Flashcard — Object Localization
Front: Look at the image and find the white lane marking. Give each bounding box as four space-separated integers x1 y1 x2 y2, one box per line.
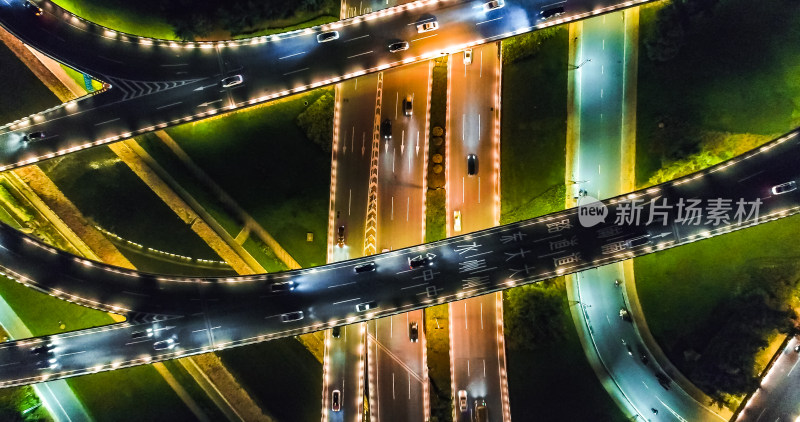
401 282 428 290
788 357 799 376
156 101 182 110
191 328 208 333
412 34 438 43
477 17 503 26
464 302 468 330
0 362 20 367
480 302 484 330
278 51 306 60
328 281 357 288
94 118 120 126
332 297 361 305
345 34 370 42
347 50 374 59
59 350 87 357
160 63 188 67
283 67 309 76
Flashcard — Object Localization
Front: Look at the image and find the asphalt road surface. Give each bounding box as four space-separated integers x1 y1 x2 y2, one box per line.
0 124 797 387
737 336 800 421
0 0 656 171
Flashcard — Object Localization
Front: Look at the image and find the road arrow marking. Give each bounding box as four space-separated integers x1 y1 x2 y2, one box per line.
198 100 223 107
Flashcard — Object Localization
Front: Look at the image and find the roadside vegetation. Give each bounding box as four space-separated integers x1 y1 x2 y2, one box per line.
426 57 448 243
504 279 627 421
636 0 800 186
217 339 322 422
165 89 333 268
0 43 59 123
424 304 452 422
51 0 337 40
500 28 568 224
635 214 800 406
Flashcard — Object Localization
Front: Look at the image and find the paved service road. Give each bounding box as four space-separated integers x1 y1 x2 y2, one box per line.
0 128 798 387
737 337 800 422
0 0 655 171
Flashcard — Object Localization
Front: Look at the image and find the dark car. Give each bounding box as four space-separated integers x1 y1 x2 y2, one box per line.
388 41 410 53
403 95 413 116
408 254 430 269
281 311 304 322
540 6 565 19
220 75 243 88
331 390 341 412
316 31 339 43
337 225 345 247
270 281 297 293
474 399 488 422
409 322 419 343
30 343 55 355
638 348 650 365
25 1 43 16
467 154 477 175
332 326 341 338
656 372 671 390
381 119 392 139
354 262 377 274
619 308 632 322
25 131 47 143
153 338 176 351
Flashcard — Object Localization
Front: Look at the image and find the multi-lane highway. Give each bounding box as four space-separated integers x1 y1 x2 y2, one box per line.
0 124 796 388
0 0 657 172
737 336 800 421
446 42 509 422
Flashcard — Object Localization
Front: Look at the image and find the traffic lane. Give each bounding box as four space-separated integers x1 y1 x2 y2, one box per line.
0 130 798 387
371 341 425 421
325 323 363 421
373 311 425 377
739 337 800 421
576 13 625 198
376 61 430 251
334 74 380 256
448 43 499 234
451 295 503 421
578 267 724 421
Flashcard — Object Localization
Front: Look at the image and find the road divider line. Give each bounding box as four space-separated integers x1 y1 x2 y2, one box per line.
347 50 374 59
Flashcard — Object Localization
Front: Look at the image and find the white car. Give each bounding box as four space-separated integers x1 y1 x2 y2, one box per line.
483 0 505 12
153 338 176 351
457 390 468 412
453 210 462 232
220 75 243 88
416 21 439 33
463 49 473 65
771 181 796 195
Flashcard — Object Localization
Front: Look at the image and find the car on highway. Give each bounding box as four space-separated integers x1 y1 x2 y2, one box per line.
270 281 297 293
771 181 796 195
316 31 339 43
25 1 43 16
794 344 800 353
467 154 477 175
656 372 671 390
483 0 505 12
403 95 413 117
474 399 488 422
131 328 154 339
381 119 392 139
280 311 304 322
337 225 345 247
220 75 243 88
416 20 439 33
626 235 650 248
457 390 468 412
24 132 47 143
619 308 631 322
409 322 419 343
540 6 565 19
453 210 462 232
638 346 649 365
463 49 473 65
331 390 341 412
388 41 409 53
35 358 57 370
30 343 56 355
408 254 432 269
332 326 341 338
355 301 378 312
354 262 377 273
153 338 176 351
